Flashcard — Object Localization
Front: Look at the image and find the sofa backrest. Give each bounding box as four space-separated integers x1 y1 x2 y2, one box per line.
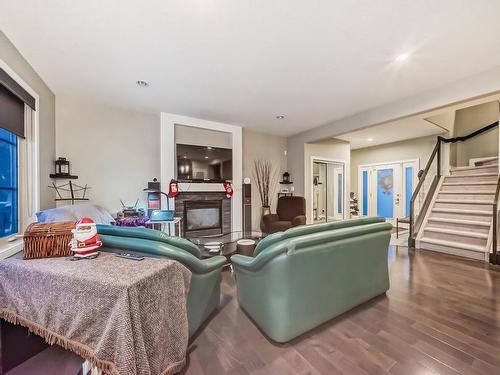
96 224 201 258
277 196 306 221
254 216 386 256
243 221 392 272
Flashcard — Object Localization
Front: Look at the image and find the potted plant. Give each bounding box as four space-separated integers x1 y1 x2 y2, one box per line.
253 159 275 231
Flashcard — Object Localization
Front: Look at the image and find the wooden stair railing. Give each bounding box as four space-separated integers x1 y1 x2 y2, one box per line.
408 121 499 260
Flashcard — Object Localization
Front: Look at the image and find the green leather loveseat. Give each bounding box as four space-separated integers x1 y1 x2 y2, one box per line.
96 225 225 338
231 218 392 343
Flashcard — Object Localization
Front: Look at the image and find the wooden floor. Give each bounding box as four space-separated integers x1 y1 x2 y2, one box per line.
182 246 500 375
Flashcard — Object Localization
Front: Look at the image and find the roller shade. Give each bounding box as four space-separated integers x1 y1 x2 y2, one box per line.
0 68 35 138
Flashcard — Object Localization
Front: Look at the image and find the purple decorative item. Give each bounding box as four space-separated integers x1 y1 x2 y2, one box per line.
114 216 150 227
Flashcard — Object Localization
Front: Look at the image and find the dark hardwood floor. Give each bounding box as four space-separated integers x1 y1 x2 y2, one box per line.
182 246 500 375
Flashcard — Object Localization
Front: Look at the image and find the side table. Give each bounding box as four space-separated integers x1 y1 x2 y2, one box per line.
145 217 182 236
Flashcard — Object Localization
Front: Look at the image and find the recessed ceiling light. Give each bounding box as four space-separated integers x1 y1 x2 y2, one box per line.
367 137 374 142
395 53 410 62
276 115 285 119
204 156 209 159
136 80 149 87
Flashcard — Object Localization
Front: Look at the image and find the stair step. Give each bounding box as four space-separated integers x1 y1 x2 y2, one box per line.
419 237 486 253
424 226 489 239
444 174 498 183
427 217 491 227
442 181 496 186
426 217 492 234
435 199 493 205
446 173 498 178
437 192 495 201
438 190 494 194
423 226 489 247
419 238 489 261
440 182 496 192
432 208 492 216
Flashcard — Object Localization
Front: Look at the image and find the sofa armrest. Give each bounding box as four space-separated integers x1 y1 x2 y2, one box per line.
231 246 287 272
292 215 307 226
201 256 227 272
263 214 279 225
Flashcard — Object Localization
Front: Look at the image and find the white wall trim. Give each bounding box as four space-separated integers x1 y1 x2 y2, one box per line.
309 156 347 223
160 112 243 232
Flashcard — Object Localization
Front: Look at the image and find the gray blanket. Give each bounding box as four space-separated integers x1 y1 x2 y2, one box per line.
0 253 191 375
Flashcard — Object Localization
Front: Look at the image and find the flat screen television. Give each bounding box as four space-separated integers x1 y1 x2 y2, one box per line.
176 143 232 182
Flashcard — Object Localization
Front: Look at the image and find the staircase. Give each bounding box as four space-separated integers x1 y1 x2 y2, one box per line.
417 158 498 261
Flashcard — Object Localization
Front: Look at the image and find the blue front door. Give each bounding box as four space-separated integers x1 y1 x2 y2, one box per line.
376 168 394 218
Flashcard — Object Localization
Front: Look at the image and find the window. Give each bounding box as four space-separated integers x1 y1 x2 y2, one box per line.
0 128 18 238
0 62 38 258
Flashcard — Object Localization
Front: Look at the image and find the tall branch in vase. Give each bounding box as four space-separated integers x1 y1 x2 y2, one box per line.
253 159 275 208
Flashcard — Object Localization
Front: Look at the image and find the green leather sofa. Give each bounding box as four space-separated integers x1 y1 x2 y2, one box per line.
231 219 392 343
96 225 225 338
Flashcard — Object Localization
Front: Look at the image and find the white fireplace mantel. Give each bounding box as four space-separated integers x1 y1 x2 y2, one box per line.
178 182 227 193
160 112 243 232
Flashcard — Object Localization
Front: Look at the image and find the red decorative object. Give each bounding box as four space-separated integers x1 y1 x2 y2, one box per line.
169 179 179 198
224 182 234 198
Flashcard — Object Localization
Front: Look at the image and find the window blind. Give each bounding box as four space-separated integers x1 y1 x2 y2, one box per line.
0 68 36 138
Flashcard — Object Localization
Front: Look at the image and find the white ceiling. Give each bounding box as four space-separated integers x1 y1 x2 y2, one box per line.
2 1 500 136
335 116 445 150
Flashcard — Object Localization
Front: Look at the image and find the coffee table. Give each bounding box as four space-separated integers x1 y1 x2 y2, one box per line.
189 231 263 264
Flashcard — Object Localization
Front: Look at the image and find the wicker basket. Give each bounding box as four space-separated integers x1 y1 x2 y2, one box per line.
23 221 76 259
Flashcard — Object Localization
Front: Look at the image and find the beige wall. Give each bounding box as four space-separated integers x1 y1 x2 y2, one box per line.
304 140 350 223
242 129 287 231
56 95 160 215
426 111 456 134
175 124 232 148
350 135 437 191
0 31 56 210
286 136 305 197
452 101 499 166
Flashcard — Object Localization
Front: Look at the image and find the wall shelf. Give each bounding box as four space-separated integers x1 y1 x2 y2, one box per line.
49 174 78 179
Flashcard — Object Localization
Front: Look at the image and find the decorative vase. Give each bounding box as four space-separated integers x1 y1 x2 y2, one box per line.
260 205 271 232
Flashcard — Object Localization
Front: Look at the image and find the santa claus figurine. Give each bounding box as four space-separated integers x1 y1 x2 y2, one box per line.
69 217 102 259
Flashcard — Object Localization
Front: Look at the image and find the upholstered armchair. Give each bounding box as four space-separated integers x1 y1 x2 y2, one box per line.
262 196 306 234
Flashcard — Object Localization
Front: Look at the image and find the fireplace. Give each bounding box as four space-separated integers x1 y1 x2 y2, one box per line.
184 200 222 236
175 191 231 238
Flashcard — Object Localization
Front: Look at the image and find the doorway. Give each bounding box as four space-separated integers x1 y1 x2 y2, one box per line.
312 160 345 223
358 159 418 223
